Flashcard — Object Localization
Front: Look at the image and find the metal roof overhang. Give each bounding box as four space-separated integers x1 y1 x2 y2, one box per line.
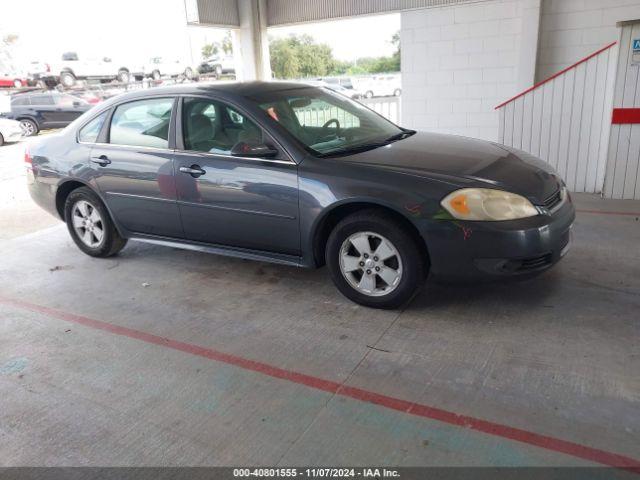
192 0 480 28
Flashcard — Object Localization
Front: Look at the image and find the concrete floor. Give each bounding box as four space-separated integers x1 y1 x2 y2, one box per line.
0 137 639 472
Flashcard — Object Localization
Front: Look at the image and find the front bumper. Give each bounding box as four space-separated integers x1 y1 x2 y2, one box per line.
423 196 576 281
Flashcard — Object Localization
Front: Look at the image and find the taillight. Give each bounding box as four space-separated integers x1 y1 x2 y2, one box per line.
45 63 51 73
24 148 32 165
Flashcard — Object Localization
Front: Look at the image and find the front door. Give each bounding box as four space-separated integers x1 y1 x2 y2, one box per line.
90 96 183 238
173 96 300 255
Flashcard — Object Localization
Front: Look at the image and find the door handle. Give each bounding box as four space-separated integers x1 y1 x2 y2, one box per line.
91 155 111 166
179 165 206 177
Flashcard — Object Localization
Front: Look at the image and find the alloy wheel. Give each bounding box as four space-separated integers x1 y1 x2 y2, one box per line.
20 120 36 136
339 231 403 297
72 200 105 249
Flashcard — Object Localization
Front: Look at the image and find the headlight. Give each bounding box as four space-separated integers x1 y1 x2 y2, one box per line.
441 188 539 221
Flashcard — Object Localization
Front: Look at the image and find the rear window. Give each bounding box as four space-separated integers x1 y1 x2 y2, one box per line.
109 98 173 149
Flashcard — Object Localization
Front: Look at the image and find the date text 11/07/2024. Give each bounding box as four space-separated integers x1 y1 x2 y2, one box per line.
233 468 400 478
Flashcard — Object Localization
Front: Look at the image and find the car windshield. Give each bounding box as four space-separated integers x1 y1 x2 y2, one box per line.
254 87 409 157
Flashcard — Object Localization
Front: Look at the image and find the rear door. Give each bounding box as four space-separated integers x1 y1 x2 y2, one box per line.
52 93 90 123
88 96 183 238
28 94 59 127
173 96 300 255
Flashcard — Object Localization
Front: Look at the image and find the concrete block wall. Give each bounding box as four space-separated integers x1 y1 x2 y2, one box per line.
401 0 640 142
401 0 529 141
538 0 640 80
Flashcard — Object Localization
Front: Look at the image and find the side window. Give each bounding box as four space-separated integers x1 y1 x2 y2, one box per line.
289 97 360 129
110 98 173 148
30 94 54 106
11 96 29 106
78 112 108 143
182 97 263 154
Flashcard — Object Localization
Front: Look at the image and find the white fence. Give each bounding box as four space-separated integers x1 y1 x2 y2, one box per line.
497 42 617 194
360 96 401 124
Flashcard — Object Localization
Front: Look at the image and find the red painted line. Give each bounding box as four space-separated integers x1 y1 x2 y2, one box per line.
495 42 617 110
577 209 640 217
1 295 639 473
612 108 640 125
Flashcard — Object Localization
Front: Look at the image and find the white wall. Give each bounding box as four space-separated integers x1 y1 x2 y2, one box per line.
401 0 640 142
538 0 640 80
401 0 532 141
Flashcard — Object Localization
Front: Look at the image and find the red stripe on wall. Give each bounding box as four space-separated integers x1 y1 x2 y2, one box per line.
495 42 617 110
612 108 640 124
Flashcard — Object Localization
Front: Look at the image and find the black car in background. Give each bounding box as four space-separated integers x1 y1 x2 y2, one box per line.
1 92 91 136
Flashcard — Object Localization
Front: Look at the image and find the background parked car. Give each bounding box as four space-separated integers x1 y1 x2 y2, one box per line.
54 52 143 87
1 91 91 136
0 72 28 88
144 57 195 80
359 75 402 98
198 55 235 77
0 117 24 146
25 61 59 88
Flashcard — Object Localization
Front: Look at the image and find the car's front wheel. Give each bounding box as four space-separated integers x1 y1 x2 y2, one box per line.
64 187 127 258
326 210 426 309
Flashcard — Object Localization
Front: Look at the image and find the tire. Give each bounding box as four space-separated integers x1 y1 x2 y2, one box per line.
60 71 76 88
117 70 130 83
184 67 194 80
0 133 4 147
326 209 426 309
19 119 38 137
13 79 23 88
394 88 402 97
152 70 161 81
64 187 127 258
365 90 374 99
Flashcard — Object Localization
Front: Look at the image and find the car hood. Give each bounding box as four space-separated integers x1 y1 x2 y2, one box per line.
341 131 561 203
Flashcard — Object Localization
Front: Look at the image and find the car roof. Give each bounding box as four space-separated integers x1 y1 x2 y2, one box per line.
104 81 315 104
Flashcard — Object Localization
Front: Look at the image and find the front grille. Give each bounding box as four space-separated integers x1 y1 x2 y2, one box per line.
517 254 553 271
543 188 563 211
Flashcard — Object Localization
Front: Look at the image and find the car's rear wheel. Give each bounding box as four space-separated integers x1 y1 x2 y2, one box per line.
19 119 38 137
64 187 127 258
13 79 23 88
184 67 194 80
394 88 402 97
60 71 76 88
326 210 426 309
117 69 130 84
152 70 161 81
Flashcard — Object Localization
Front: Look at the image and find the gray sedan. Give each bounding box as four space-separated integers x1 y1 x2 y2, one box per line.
25 82 574 308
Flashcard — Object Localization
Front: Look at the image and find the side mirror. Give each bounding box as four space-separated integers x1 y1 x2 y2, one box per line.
231 141 278 158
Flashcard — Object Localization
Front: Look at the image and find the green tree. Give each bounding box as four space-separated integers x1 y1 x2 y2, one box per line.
221 31 233 55
269 34 335 79
201 42 219 59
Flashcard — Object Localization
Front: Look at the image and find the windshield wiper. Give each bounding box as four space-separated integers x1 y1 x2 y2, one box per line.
317 142 388 158
385 129 416 143
316 130 417 158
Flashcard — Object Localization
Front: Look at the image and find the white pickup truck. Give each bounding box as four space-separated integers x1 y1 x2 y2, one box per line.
143 57 195 80
55 52 144 87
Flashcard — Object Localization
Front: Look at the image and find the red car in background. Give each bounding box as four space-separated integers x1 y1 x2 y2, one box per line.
0 73 28 88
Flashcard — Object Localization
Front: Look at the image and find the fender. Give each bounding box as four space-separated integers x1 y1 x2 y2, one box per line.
55 178 127 238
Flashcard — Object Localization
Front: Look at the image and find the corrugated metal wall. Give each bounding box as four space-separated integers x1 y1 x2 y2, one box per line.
604 22 640 200
266 0 476 26
497 43 617 194
196 0 239 26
